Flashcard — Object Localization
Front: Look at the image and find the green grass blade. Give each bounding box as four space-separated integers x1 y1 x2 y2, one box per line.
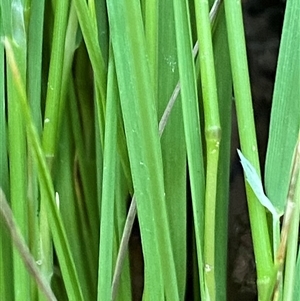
212 6 232 299
3 0 30 298
107 1 179 299
73 0 107 102
42 0 70 161
265 0 300 214
97 51 118 301
144 0 158 97
224 0 274 299
27 0 44 133
172 0 206 298
194 1 221 299
0 11 13 301
157 2 187 299
27 3 46 298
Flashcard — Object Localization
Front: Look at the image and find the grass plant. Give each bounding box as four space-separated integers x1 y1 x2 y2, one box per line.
0 0 299 300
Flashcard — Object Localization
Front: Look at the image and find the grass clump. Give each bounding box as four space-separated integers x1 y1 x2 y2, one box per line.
0 0 299 300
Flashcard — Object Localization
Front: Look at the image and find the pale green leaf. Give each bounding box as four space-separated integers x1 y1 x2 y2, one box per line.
238 149 281 218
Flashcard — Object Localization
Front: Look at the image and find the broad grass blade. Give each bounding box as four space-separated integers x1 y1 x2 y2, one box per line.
265 0 300 213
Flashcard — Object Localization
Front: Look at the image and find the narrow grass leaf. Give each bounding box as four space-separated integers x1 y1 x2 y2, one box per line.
42 0 70 161
0 13 13 300
97 51 118 301
144 0 158 96
27 0 44 132
157 2 187 298
265 0 300 213
172 0 206 297
212 6 233 299
27 3 45 297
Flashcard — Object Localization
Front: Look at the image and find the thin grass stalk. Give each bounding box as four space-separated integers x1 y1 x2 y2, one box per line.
194 0 221 299
223 0 274 299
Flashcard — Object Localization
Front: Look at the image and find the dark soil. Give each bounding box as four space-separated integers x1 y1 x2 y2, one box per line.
228 0 285 300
